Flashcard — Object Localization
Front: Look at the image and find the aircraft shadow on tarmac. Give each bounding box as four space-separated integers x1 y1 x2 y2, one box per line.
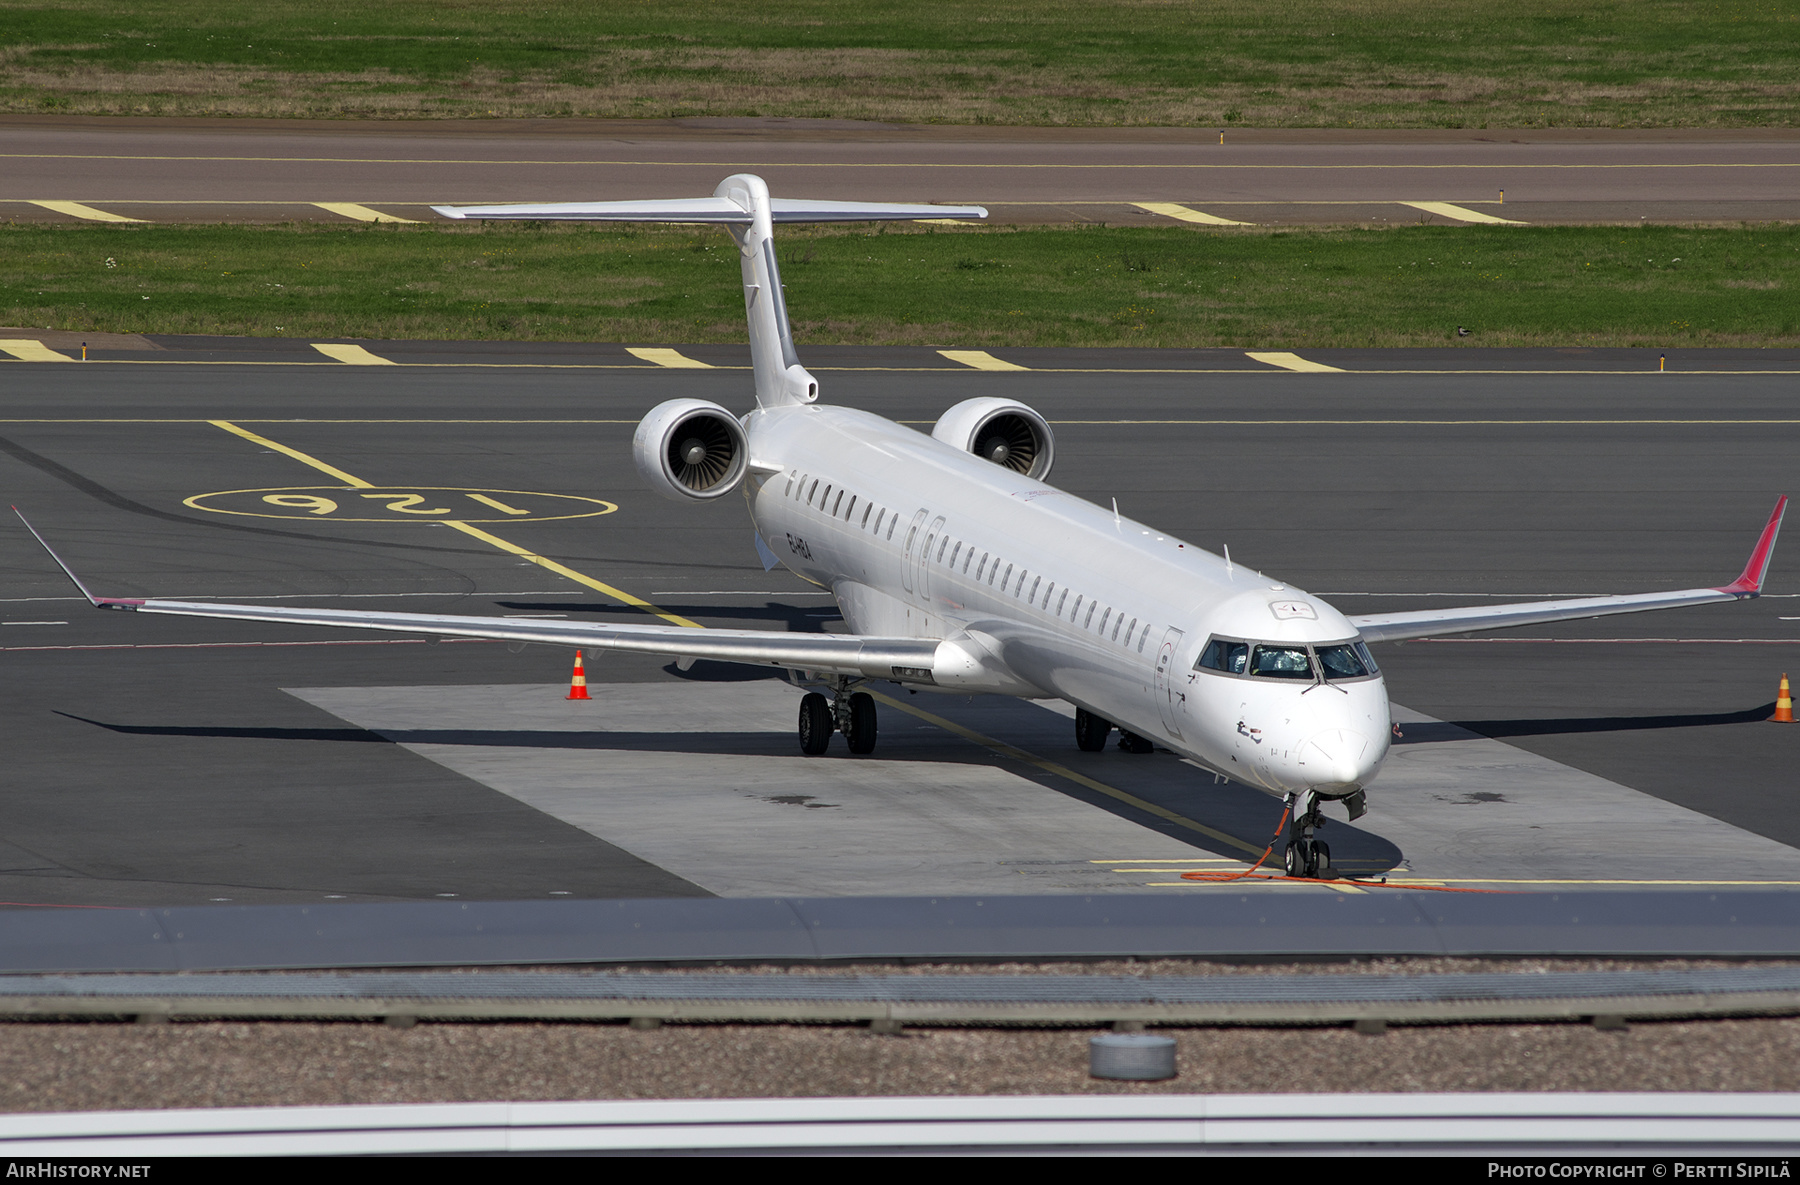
1403 702 1776 743
494 600 838 632
58 702 1408 877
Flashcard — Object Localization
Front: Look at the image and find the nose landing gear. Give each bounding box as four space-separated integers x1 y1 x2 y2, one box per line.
797 680 879 756
1282 790 1332 879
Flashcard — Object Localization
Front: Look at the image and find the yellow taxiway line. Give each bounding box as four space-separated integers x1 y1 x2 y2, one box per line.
1401 200 1529 226
626 347 713 369
1244 351 1346 373
1134 202 1254 226
27 199 145 223
312 202 420 224
938 350 1030 372
311 344 398 365
205 420 700 629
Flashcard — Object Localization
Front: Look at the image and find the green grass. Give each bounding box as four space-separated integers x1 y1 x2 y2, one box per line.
4 221 1797 348
1 1 1797 127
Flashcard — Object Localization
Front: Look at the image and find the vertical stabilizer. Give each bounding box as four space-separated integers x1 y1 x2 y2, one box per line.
716 175 818 409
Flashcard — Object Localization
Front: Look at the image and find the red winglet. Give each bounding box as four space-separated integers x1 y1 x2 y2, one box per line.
1716 495 1787 596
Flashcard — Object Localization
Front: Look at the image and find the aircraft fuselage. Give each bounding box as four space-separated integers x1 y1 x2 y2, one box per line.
745 403 1392 797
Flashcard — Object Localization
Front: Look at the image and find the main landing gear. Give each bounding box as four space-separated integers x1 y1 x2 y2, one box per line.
1282 790 1332 879
1075 709 1155 754
798 681 877 756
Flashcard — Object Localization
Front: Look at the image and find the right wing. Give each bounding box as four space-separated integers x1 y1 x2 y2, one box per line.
1348 496 1785 643
13 510 938 681
431 197 988 224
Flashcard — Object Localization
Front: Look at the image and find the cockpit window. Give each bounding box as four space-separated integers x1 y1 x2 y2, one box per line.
1315 643 1369 680
1248 644 1313 679
1353 641 1380 674
1197 638 1248 674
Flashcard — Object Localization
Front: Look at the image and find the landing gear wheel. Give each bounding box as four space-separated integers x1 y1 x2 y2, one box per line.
846 692 878 755
1309 841 1331 878
798 692 833 756
1284 841 1305 879
1117 730 1154 754
1075 709 1111 752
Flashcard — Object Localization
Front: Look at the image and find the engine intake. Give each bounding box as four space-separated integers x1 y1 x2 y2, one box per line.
931 397 1055 482
633 398 749 502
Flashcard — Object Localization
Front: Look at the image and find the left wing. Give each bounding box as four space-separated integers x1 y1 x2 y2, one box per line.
1348 496 1785 643
12 509 937 681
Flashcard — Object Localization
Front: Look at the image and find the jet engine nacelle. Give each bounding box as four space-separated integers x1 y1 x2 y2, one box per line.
633 399 750 502
931 397 1055 482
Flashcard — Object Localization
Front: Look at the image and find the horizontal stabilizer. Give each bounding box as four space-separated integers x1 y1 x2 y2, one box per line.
432 197 987 223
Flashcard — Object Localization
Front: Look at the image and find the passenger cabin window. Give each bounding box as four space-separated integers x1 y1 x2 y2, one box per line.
976 554 988 581
1083 602 1096 628
1137 623 1150 653
784 473 796 496
832 490 843 516
845 495 856 520
862 503 873 528
1056 589 1069 615
807 479 818 505
1197 639 1249 674
886 514 898 541
1030 576 1042 603
937 537 950 562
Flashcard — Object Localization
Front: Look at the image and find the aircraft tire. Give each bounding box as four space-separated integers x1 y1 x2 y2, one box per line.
798 692 833 755
1118 730 1154 754
846 692 878 755
1310 842 1330 878
1075 709 1111 752
1284 841 1305 879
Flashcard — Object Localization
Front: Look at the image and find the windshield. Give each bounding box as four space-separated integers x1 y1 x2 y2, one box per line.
1196 636 1381 681
1248 644 1313 679
1315 643 1370 679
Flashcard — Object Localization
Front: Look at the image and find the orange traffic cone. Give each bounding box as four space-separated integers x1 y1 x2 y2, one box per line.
1772 673 1794 723
565 652 590 701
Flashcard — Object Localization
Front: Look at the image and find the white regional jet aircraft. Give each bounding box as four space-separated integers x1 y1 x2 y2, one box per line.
20 174 1787 879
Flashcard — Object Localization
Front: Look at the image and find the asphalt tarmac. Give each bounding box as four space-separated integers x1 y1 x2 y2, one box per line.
0 343 1794 907
1 118 1796 225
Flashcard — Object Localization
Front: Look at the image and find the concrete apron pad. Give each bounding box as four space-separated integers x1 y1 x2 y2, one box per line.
287 682 1213 897
288 684 1800 896
1377 705 1800 889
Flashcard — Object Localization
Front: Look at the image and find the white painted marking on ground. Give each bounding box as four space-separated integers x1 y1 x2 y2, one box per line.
0 621 66 626
626 347 711 369
27 200 145 223
312 202 420 224
311 343 397 365
1245 351 1345 373
939 350 1029 371
1133 202 1253 226
1401 201 1528 226
0 340 71 362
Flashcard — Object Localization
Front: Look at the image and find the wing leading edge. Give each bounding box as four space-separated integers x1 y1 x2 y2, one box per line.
11 509 935 680
1347 496 1786 644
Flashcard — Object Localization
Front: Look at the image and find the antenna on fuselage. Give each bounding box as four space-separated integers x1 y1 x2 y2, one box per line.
1224 544 1233 578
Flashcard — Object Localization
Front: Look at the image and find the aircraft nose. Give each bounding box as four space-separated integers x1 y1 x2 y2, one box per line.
1303 727 1377 790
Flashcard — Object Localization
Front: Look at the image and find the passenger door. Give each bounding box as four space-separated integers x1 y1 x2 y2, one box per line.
899 508 929 595
1153 626 1185 740
917 515 946 605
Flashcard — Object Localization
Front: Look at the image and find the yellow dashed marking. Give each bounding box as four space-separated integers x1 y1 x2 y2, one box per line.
626 347 712 369
939 350 1030 372
1401 201 1528 226
1245 351 1346 373
312 202 420 224
27 200 145 223
1133 202 1253 226
312 343 397 365
0 340 72 362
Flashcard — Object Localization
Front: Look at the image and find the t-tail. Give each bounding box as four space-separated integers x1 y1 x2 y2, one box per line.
434 176 985 409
